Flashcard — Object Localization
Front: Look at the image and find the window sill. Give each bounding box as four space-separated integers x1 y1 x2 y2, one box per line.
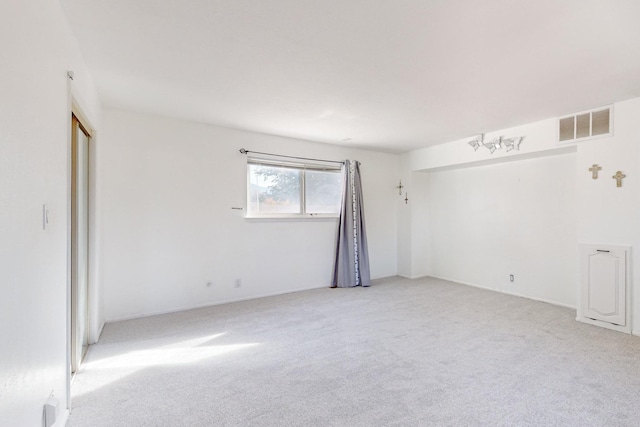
244 214 339 222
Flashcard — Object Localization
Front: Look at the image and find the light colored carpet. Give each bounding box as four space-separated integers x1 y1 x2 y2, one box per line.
68 276 640 426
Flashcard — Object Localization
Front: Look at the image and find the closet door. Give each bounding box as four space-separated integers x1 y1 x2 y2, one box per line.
581 246 626 326
71 114 90 374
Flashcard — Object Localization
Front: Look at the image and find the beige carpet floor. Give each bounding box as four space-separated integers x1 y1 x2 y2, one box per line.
68 276 640 426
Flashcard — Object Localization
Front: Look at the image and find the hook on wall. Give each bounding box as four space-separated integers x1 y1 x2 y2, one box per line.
396 180 404 195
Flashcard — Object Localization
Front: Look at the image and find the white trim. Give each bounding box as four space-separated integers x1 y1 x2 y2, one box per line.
427 274 577 310
575 316 632 335
245 213 339 220
95 321 106 342
105 283 329 323
247 157 341 171
65 81 73 416
244 215 339 221
71 99 95 137
397 273 430 280
105 274 398 323
66 88 100 411
370 275 400 283
53 408 69 427
422 145 576 174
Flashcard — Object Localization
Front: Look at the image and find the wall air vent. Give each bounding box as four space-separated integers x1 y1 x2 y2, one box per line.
558 106 612 143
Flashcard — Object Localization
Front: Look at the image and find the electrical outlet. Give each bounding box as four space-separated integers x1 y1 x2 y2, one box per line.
510 274 515 282
234 279 241 288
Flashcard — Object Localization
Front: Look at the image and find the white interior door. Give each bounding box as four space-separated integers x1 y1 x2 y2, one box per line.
71 114 90 374
581 246 626 326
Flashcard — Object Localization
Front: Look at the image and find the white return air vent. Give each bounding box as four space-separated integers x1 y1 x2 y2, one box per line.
558 106 612 143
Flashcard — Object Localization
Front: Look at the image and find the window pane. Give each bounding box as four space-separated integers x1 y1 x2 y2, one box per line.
249 164 301 214
559 117 575 141
305 169 342 214
576 113 590 138
592 109 610 136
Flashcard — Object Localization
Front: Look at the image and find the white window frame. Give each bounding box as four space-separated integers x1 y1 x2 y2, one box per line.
557 105 613 144
245 158 342 219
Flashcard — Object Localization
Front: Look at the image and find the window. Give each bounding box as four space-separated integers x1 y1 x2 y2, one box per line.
558 106 612 143
247 160 342 217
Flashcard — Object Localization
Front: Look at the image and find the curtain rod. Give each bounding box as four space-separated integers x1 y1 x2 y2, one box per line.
239 148 344 165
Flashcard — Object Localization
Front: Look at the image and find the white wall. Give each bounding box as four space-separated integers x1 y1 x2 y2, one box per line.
425 152 577 307
410 171 431 278
405 97 640 333
99 109 398 321
0 1 101 426
396 155 413 277
575 98 640 333
396 161 431 279
396 153 413 278
409 117 562 171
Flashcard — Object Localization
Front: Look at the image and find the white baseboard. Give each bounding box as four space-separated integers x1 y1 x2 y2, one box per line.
97 321 106 340
105 283 329 323
89 321 106 345
56 408 69 427
106 275 402 324
371 274 401 282
397 273 429 280
575 316 632 335
427 274 577 310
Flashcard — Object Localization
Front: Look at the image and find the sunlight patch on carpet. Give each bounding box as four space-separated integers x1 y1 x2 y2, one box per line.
75 333 260 395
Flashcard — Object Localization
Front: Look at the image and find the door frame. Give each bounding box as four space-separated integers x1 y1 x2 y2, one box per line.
70 112 91 374
66 96 96 407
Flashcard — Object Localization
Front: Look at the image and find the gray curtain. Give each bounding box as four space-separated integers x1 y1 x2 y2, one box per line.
332 160 371 288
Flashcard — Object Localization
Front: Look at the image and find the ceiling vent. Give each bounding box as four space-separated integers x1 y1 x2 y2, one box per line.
558 106 612 143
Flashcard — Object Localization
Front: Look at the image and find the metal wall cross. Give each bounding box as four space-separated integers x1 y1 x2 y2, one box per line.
612 170 626 187
588 164 601 179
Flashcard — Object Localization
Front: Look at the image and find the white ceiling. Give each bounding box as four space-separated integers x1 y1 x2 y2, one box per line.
61 0 640 152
